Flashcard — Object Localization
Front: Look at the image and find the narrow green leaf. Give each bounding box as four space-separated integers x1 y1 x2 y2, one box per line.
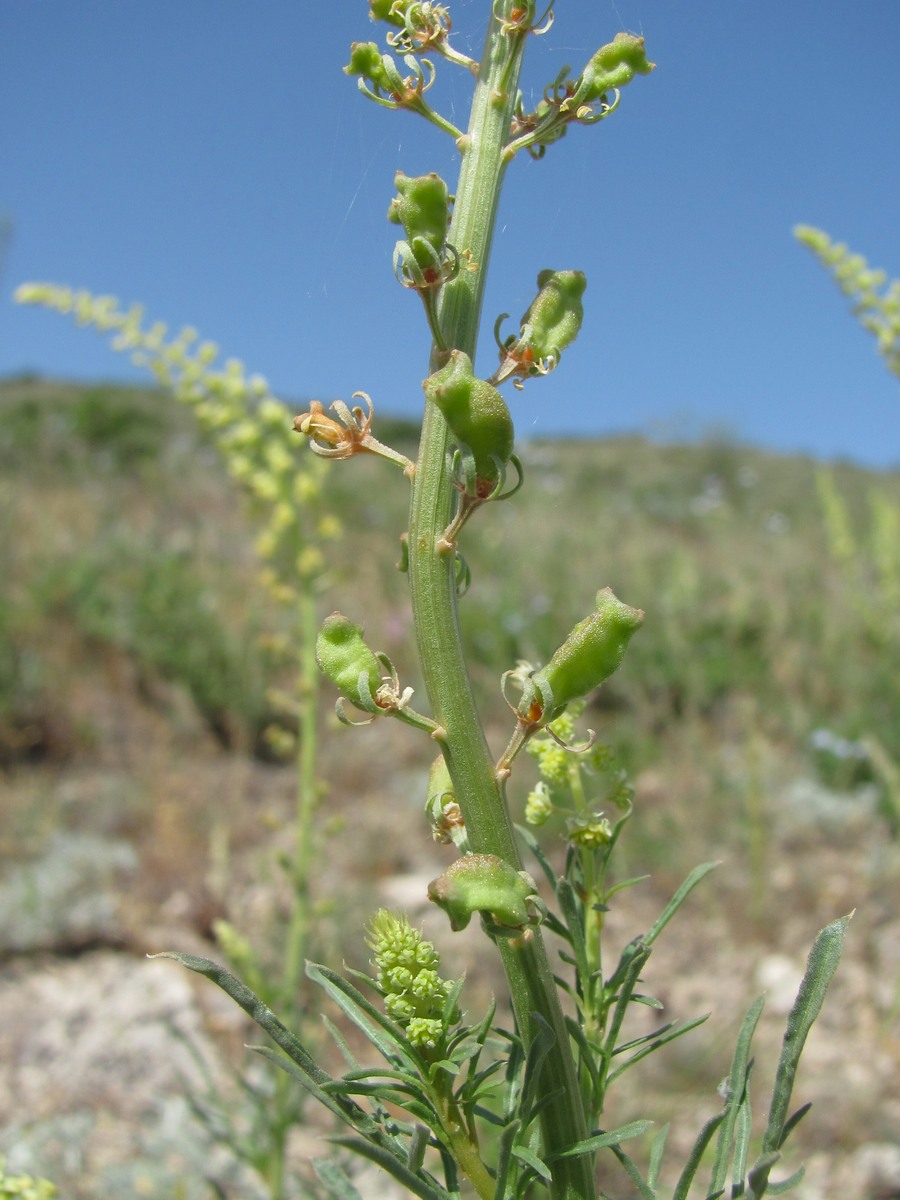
492 1120 522 1200
557 877 590 990
512 1144 552 1182
647 1123 669 1191
762 915 851 1156
515 823 559 892
553 1119 655 1158
672 1111 726 1200
323 1014 361 1072
603 941 652 1064
746 1150 781 1199
408 1124 430 1175
609 1144 659 1200
708 995 764 1197
472 1103 508 1128
312 1157 364 1200
329 1135 451 1200
519 1011 557 1126
565 1015 601 1097
765 1164 806 1194
630 993 664 1009
151 951 327 1083
731 1062 754 1195
248 1045 380 1139
307 961 423 1074
609 1014 709 1077
604 935 650 999
605 873 651 900
543 911 574 944
644 862 719 947
779 1102 812 1144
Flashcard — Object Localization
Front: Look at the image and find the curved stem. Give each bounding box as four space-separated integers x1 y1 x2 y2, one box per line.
407 11 594 1199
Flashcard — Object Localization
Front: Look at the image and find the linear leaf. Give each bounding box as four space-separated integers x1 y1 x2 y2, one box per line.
312 1157 364 1200
647 1123 669 1191
152 951 326 1082
553 1119 654 1158
512 1144 552 1183
765 1164 805 1194
708 996 764 1197
609 1144 658 1200
307 961 423 1074
557 877 590 990
672 1111 726 1200
731 1062 754 1194
644 862 719 947
762 915 851 1156
329 1135 451 1200
515 823 559 892
492 1120 521 1200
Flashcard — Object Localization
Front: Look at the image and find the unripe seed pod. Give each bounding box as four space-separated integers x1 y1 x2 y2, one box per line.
315 611 383 713
518 269 586 364
423 350 514 485
519 587 644 723
428 854 539 932
388 172 452 274
344 41 393 92
578 33 655 101
369 0 407 24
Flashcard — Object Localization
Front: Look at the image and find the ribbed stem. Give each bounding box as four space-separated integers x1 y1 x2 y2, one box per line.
407 11 595 1199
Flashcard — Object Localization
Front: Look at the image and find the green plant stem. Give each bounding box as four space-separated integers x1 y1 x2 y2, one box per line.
434 1088 495 1200
268 588 321 1199
408 11 594 1199
283 586 321 1020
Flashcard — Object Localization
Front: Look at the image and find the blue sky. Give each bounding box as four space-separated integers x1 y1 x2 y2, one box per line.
3 2 899 467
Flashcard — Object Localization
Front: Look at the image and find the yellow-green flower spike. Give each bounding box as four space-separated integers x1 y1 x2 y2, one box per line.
366 909 456 1050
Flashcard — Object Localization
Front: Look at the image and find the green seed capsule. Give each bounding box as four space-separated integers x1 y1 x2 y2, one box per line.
423 350 514 486
516 269 586 366
368 0 406 24
427 854 539 932
344 41 393 92
519 587 644 723
388 172 451 274
315 611 383 713
578 33 655 102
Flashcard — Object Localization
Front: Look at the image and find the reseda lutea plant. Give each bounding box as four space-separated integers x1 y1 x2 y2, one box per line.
17 4 848 1198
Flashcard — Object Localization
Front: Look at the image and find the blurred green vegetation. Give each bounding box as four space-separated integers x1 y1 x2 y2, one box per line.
2 375 898 821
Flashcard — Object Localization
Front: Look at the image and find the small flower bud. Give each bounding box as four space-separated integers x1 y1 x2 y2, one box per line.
315 612 384 714
566 812 613 849
427 854 540 933
388 171 451 274
519 587 644 724
577 33 655 102
423 350 514 487
525 782 554 826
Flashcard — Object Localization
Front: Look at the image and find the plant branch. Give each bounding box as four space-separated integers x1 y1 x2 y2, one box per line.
407 9 594 1198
